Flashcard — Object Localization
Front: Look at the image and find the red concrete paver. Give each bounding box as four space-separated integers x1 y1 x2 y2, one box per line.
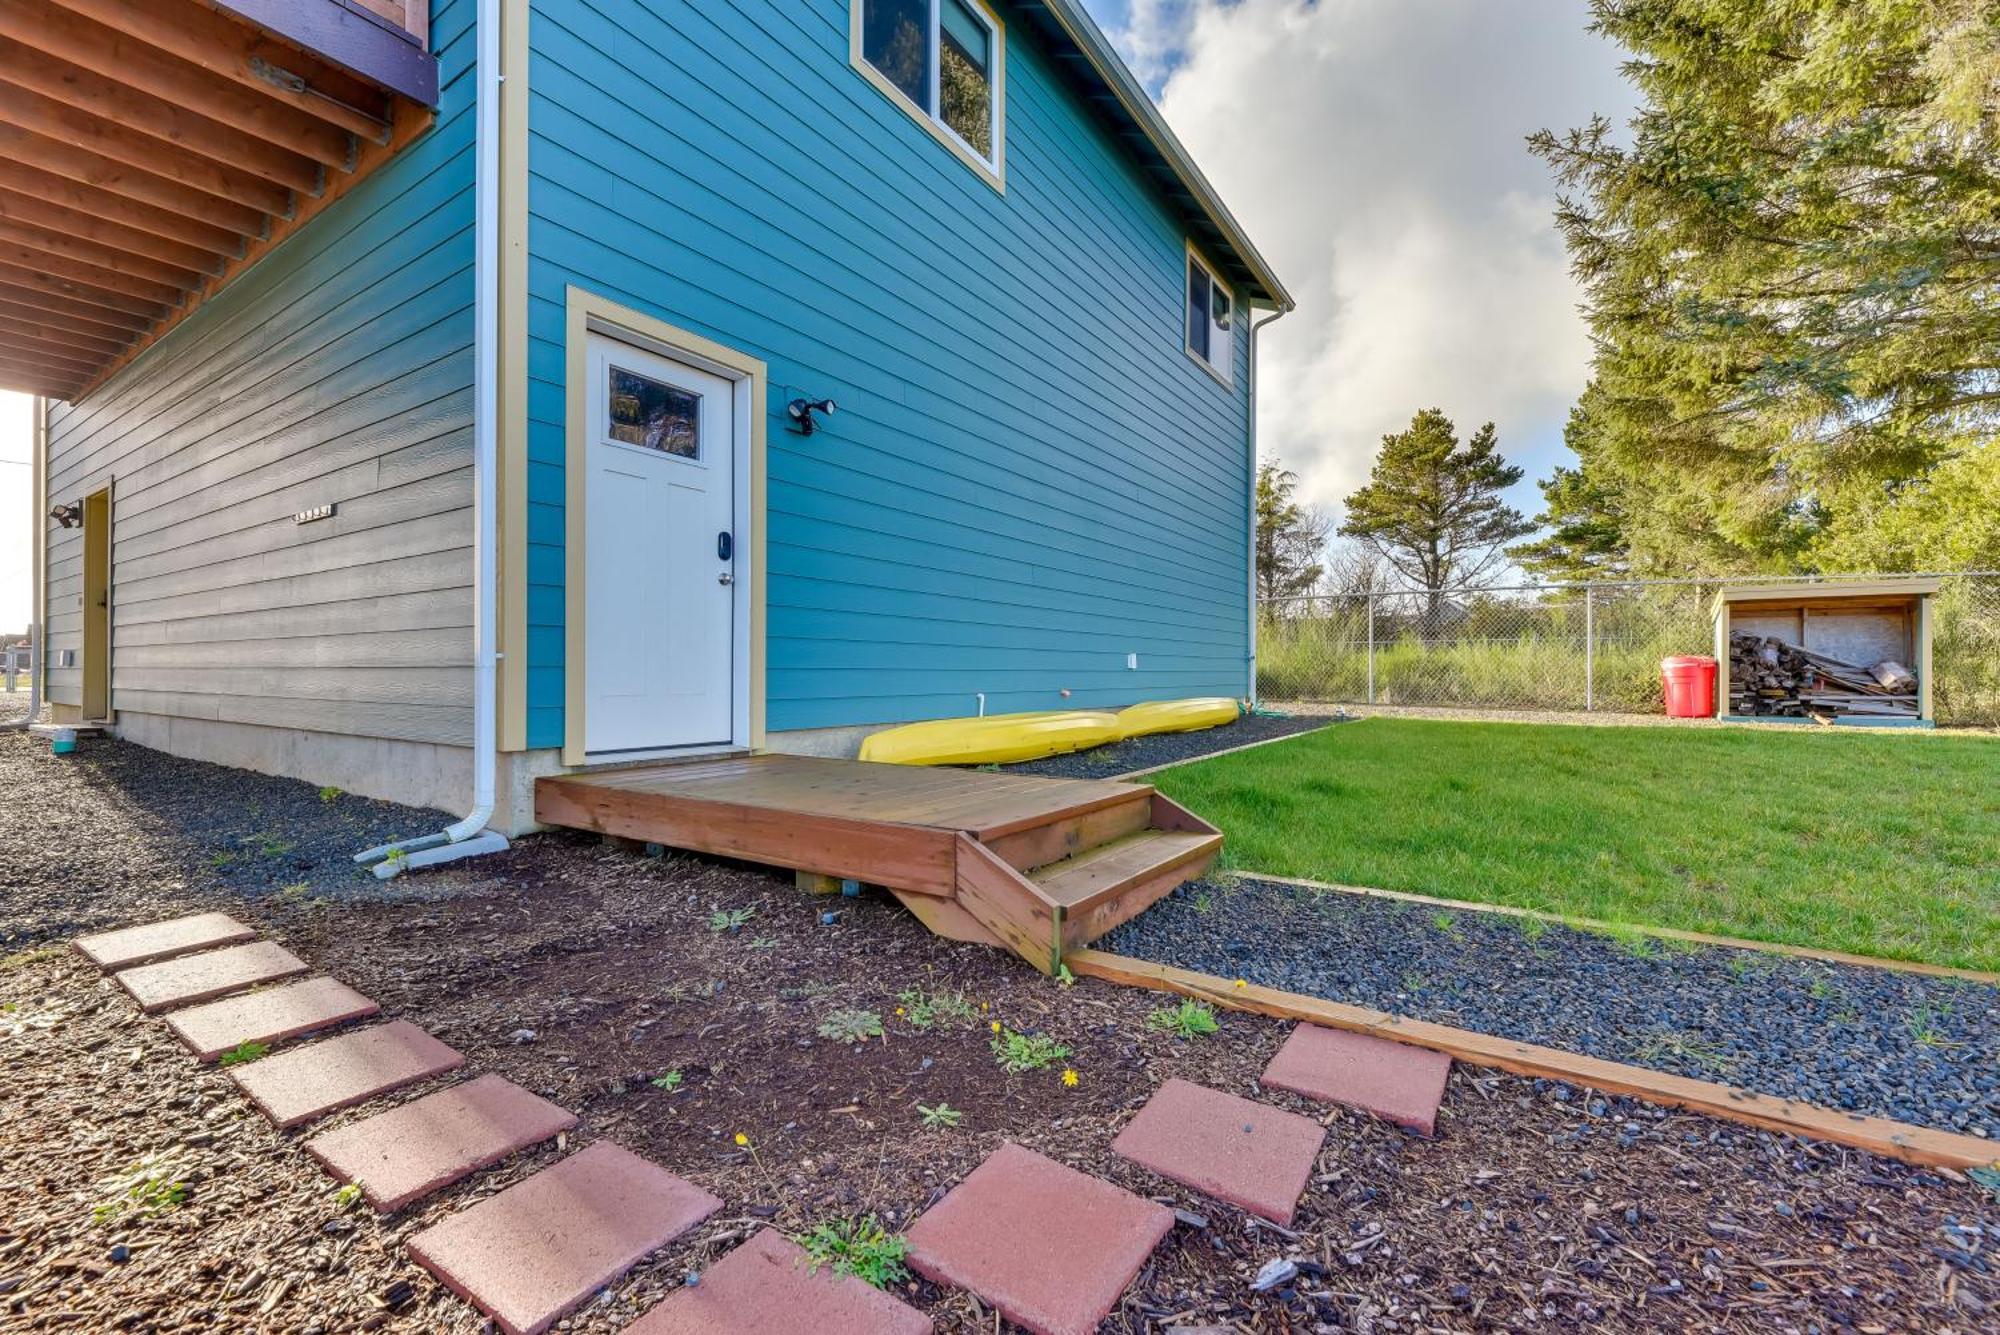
1110 1078 1326 1226
164 976 380 1061
74 912 259 970
230 1020 463 1129
407 1140 721 1335
906 1142 1172 1335
114 941 309 1014
625 1228 931 1335
1260 1023 1453 1137
304 1074 577 1211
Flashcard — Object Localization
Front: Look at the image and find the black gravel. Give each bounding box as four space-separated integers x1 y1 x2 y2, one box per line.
0 728 448 946
997 711 1338 780
1103 876 2000 1141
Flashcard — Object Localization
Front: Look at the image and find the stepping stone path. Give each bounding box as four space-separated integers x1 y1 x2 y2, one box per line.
625 1227 932 1335
74 911 256 969
306 1073 577 1211
1112 1077 1326 1226
165 976 380 1061
1261 1022 1453 1137
114 939 308 1012
231 1019 463 1128
907 1142 1173 1335
407 1140 721 1335
74 914 1463 1334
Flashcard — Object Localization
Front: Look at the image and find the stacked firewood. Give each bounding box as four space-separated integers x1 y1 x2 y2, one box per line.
1726 632 1918 720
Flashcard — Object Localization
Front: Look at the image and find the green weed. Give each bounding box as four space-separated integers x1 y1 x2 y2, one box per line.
916 1101 962 1129
217 1041 269 1067
817 1007 884 1045
1634 1030 1734 1074
318 786 343 804
332 1183 363 1210
708 907 755 933
990 1026 1069 1072
649 1070 683 1092
896 987 977 1031
1146 999 1220 1039
798 1216 911 1290
0 944 64 970
1430 910 1462 940
94 1154 191 1224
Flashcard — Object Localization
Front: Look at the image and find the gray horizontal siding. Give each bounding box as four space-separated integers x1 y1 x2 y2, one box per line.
39 0 478 745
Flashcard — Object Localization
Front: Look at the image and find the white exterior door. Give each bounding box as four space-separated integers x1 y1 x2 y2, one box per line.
584 332 736 754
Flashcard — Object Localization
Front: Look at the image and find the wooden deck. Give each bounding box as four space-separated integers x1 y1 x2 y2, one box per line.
534 754 1221 974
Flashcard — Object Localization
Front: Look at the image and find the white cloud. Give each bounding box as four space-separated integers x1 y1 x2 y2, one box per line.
1111 0 1632 518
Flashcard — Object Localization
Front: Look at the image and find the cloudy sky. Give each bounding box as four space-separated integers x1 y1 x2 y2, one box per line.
1090 0 1633 521
0 0 1632 631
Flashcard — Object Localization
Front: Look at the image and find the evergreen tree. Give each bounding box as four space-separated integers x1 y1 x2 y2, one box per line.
1339 409 1533 612
1254 460 1330 603
1530 0 2000 573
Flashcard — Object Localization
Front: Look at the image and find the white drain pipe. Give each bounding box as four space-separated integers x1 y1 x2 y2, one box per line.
356 0 507 878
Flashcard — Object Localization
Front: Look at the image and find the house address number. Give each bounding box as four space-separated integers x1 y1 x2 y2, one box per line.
294 503 337 524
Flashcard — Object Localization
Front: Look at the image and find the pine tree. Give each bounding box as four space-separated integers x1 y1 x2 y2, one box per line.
1254 460 1330 603
1339 410 1533 613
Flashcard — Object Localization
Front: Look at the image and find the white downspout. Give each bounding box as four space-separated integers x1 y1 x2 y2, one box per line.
1246 305 1287 710
5 396 43 733
356 0 507 877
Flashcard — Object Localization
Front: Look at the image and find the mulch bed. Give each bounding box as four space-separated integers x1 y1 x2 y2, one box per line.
3 730 1996 1333
1103 877 2000 1141
997 713 1334 781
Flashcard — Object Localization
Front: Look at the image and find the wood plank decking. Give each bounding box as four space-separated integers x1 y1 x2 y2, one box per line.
534 754 1220 973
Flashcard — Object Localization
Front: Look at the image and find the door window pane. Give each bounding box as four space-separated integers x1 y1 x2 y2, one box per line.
861 0 930 109
939 0 992 158
609 366 700 458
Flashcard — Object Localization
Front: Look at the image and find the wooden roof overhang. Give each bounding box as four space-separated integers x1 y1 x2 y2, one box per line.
0 0 439 403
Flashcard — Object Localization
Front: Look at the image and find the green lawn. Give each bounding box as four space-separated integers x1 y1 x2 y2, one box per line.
1150 718 2000 972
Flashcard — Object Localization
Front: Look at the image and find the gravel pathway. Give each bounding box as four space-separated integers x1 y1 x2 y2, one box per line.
998 713 1335 780
1103 876 2000 1140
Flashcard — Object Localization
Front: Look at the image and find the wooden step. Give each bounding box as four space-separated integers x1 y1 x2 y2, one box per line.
1032 826 1221 953
978 790 1155 871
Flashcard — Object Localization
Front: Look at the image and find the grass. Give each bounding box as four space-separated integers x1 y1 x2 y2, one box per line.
1145 998 1220 1039
1150 717 2000 971
798 1216 911 1290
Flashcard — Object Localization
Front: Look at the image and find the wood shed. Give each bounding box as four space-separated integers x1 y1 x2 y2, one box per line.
1711 578 1940 725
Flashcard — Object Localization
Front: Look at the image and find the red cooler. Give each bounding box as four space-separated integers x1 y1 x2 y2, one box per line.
1661 655 1717 718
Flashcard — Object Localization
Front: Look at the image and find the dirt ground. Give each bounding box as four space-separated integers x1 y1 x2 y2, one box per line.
2 730 1995 1334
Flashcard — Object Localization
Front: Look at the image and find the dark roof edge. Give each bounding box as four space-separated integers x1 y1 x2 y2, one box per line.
1035 0 1293 310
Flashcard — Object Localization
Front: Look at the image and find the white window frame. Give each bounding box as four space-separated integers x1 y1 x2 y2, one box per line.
851 0 1007 191
1185 244 1234 387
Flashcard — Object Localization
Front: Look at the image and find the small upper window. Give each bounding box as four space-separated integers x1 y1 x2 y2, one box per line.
1185 250 1233 385
608 364 701 458
855 0 1004 182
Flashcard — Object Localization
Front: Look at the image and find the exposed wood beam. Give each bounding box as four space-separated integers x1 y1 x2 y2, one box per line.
0 38 323 196
0 188 224 275
0 0 355 169
0 303 128 356
0 373 81 398
0 235 188 307
0 217 203 290
0 331 102 374
0 354 85 395
0 285 149 338
47 0 394 142
0 162 244 256
0 257 170 322
0 78 294 216
0 124 268 238
78 95 432 398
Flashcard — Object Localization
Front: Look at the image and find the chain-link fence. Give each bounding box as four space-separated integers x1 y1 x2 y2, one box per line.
1258 572 2000 726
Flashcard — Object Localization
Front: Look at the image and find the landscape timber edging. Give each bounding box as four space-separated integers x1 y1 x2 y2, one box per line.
1064 947 2000 1172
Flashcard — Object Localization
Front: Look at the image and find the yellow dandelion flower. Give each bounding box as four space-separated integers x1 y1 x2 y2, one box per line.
990 1020 1002 1033
1233 978 1248 989
1061 1068 1079 1087
733 1132 749 1147
895 1007 906 1016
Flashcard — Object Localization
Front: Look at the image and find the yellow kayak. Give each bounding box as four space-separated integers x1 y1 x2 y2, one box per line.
858 710 1120 766
1115 697 1241 740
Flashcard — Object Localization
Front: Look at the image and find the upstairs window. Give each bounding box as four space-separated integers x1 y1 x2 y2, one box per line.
1186 248 1233 385
854 0 1005 185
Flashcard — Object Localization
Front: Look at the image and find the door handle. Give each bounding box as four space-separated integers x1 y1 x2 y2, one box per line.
718 572 734 586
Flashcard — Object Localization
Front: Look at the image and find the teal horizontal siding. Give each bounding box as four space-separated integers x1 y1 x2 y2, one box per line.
526 0 1252 741
40 0 478 745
